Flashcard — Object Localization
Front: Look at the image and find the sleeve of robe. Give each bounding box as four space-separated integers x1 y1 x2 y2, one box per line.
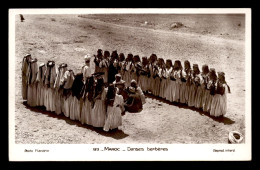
50 66 57 88
60 70 68 86
136 87 146 104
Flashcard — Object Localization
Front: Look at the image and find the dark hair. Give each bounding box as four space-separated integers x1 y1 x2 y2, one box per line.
127 53 133 61
133 55 141 63
209 68 217 82
104 51 110 58
94 77 104 98
111 50 119 60
158 58 165 67
97 49 103 58
192 64 200 75
86 76 95 101
173 60 182 70
119 53 125 61
166 59 173 68
184 60 191 71
150 54 157 63
142 56 149 65
106 84 116 107
202 65 209 75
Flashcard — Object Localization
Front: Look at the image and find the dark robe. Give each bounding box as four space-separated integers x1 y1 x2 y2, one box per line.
71 73 84 100
108 60 118 84
124 87 143 113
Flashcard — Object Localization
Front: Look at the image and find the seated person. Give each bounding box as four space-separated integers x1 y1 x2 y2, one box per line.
124 80 146 113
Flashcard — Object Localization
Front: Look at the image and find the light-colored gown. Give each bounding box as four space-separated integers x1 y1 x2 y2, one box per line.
36 64 46 107
103 94 124 131
164 67 173 101
91 88 107 127
54 66 68 115
27 60 38 107
21 56 31 100
210 82 229 117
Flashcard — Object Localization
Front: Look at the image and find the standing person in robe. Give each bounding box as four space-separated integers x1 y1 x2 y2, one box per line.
118 53 126 79
36 63 46 107
80 55 94 125
99 50 110 86
138 56 149 93
124 80 146 112
43 61 56 111
27 58 38 107
179 61 188 104
188 64 200 107
108 50 119 84
194 65 204 109
94 49 103 73
122 53 133 87
21 54 32 100
164 59 173 101
210 72 231 117
54 63 68 115
131 55 142 84
204 68 217 113
82 54 92 84
158 58 167 99
60 69 75 118
148 54 158 95
172 60 183 103
168 61 177 102
70 73 84 121
103 84 124 131
200 64 210 111
183 60 192 105
81 75 95 125
92 76 107 127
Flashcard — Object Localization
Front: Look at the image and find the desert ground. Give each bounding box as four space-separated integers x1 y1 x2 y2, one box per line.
14 14 246 144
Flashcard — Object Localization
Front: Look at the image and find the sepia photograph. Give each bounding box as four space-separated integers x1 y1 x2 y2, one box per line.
9 8 251 161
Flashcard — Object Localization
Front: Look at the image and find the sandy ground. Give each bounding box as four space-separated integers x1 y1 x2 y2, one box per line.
14 14 245 144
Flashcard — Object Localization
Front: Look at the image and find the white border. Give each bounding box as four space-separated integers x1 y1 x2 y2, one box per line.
9 8 251 161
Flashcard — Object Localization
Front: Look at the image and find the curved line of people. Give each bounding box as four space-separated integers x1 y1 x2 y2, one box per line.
21 49 231 132
21 52 146 132
93 49 231 117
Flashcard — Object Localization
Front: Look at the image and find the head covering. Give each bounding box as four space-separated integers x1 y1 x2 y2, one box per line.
39 63 45 67
202 64 209 74
193 64 200 74
130 79 137 88
115 73 121 78
119 53 125 61
133 55 141 62
84 54 91 61
127 53 133 61
217 71 226 82
184 60 191 70
209 68 217 81
166 59 173 67
25 53 31 57
104 50 110 58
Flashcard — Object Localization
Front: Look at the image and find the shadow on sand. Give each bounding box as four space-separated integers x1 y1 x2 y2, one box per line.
22 101 129 140
144 93 235 125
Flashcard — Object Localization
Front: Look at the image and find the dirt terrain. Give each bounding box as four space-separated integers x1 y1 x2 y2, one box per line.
14 14 246 144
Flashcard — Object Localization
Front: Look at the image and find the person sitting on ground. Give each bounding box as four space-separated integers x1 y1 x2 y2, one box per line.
124 80 146 113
